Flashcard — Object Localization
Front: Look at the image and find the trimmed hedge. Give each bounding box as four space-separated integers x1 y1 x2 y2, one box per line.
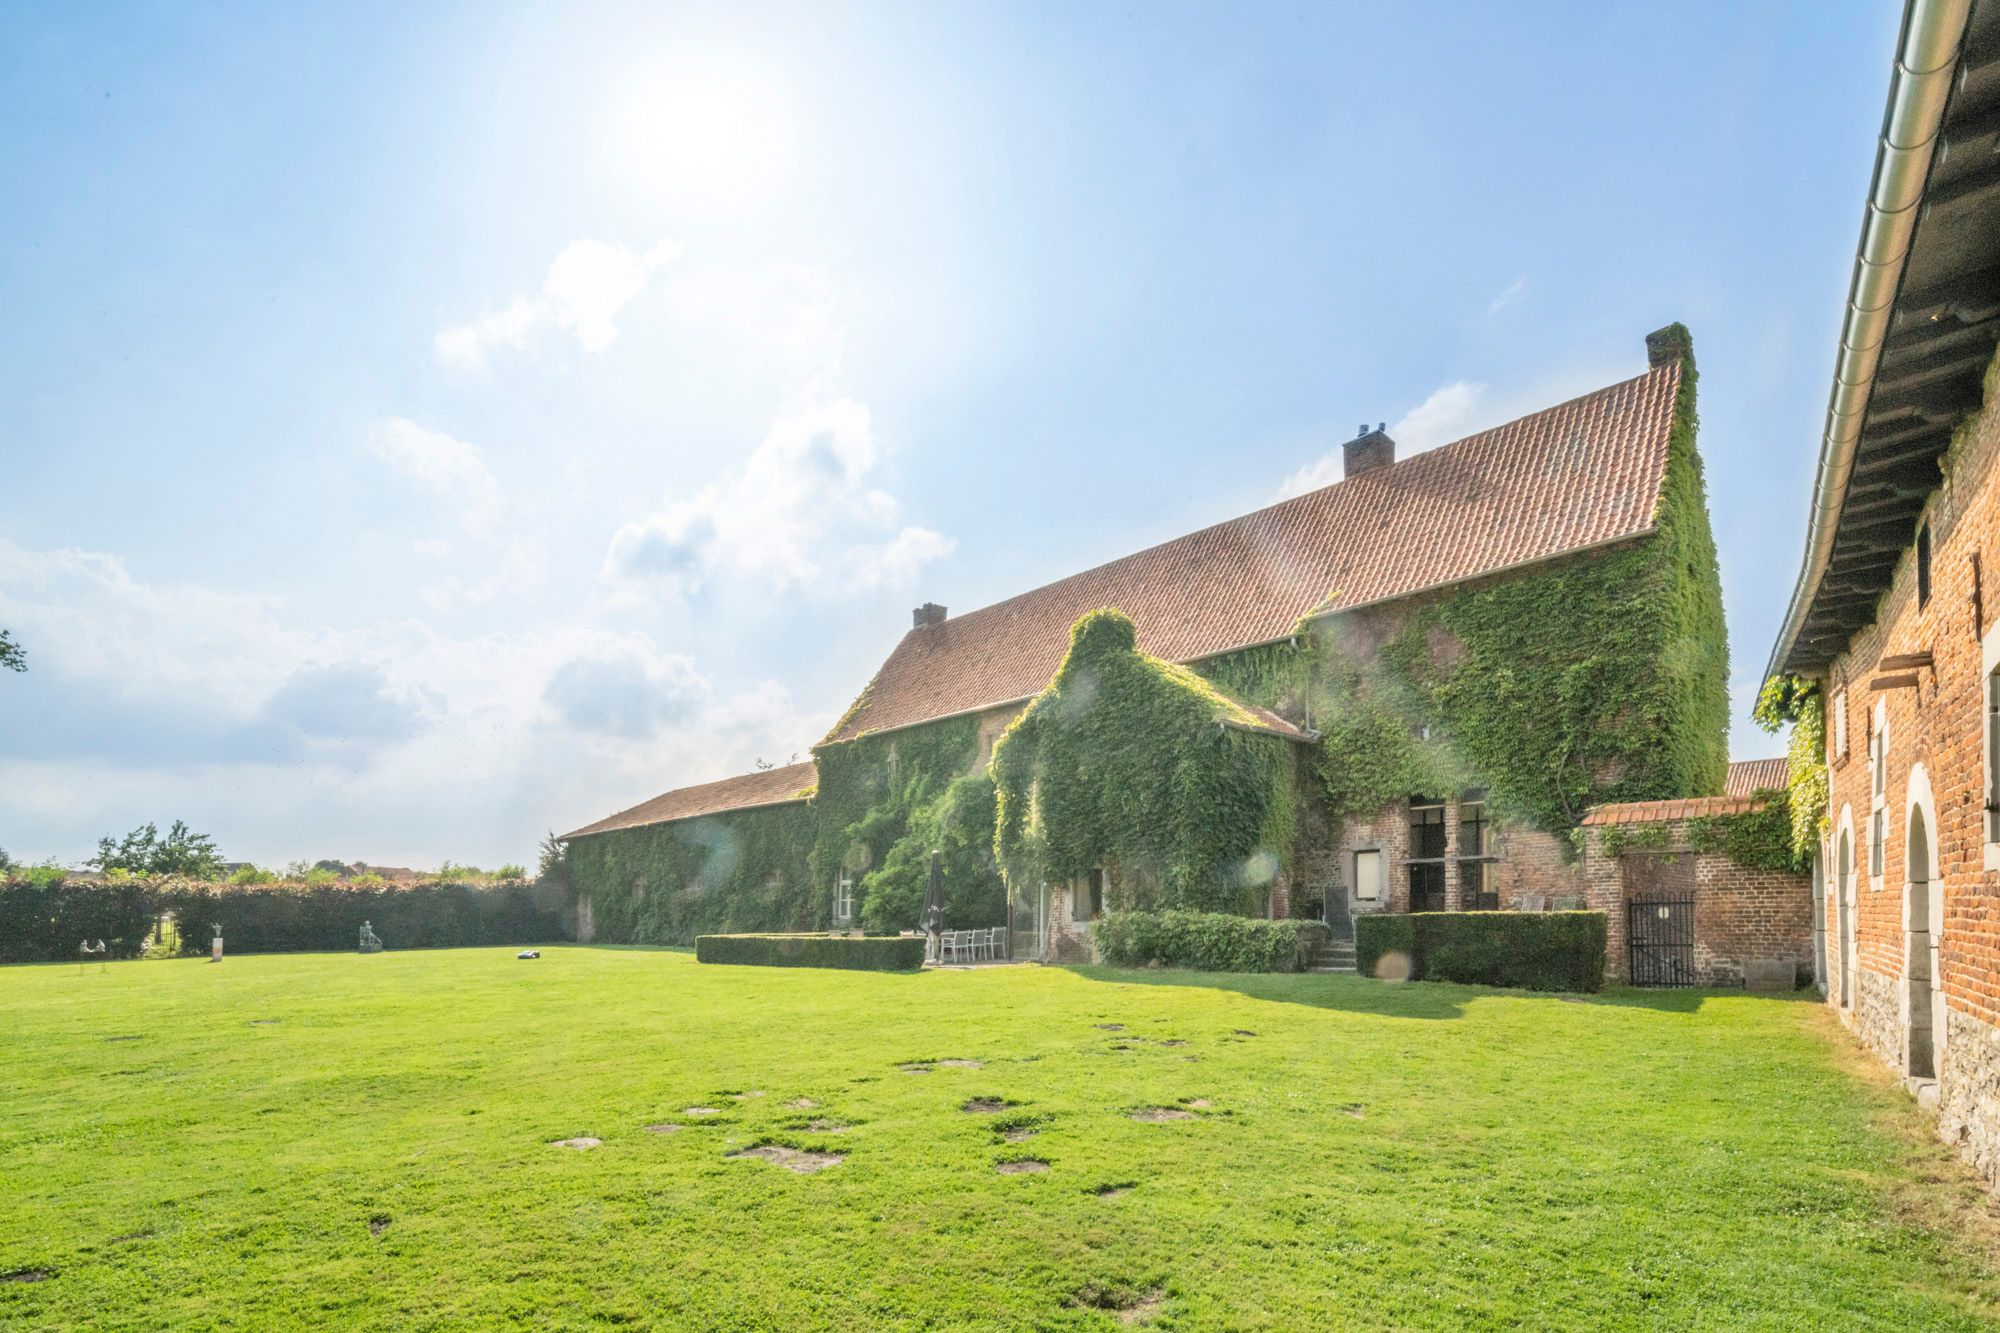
695 933 927 971
0 876 567 964
1356 911 1605 992
1093 910 1332 973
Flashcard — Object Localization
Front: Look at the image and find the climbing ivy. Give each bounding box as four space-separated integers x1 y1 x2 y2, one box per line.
809 713 1005 929
1754 673 1829 863
1687 788 1802 872
992 609 1299 911
1197 325 1729 836
565 800 818 945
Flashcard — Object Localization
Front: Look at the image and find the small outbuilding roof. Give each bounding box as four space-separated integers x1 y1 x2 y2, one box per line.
1724 757 1789 796
559 761 817 841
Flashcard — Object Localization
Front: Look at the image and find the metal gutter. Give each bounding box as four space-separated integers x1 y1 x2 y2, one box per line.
1767 0 1975 680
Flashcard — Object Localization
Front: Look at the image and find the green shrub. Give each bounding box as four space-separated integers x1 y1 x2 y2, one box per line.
694 933 926 971
1356 912 1605 992
1092 910 1330 973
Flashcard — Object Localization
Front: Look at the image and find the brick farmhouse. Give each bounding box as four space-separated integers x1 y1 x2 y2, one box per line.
562 325 1805 972
1767 0 2000 1190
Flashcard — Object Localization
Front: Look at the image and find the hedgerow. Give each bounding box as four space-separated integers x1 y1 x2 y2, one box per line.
0 875 565 962
694 933 926 970
1093 910 1330 972
1357 911 1606 992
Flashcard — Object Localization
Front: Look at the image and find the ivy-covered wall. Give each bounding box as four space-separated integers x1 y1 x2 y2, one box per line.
564 800 818 945
568 332 1728 941
992 609 1301 913
1197 325 1729 838
809 713 1007 932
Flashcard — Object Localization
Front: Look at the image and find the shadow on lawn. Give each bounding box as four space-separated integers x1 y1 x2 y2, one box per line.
1066 965 1804 1020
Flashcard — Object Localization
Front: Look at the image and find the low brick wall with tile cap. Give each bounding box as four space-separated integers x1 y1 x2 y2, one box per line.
1578 810 1813 987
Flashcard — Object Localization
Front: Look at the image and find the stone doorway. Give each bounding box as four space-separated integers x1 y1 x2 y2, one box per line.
1905 803 1942 1080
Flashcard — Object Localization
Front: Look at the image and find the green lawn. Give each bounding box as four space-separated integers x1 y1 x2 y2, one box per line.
2 950 1994 1331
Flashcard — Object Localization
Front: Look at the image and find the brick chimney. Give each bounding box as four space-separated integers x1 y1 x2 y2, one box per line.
913 602 948 628
1343 422 1394 478
1645 324 1688 369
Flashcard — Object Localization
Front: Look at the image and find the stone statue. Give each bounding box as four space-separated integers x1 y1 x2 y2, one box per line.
358 920 383 954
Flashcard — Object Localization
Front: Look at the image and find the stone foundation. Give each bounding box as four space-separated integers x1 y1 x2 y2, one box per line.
1939 1006 2000 1190
1854 966 1902 1072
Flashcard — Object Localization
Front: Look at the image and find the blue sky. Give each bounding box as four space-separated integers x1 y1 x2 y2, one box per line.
0 2 1893 867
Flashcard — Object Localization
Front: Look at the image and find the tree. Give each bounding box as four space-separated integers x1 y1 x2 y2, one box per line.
89 820 225 879
0 630 23 674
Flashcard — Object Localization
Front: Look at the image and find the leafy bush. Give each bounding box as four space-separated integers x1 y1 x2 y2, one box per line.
1356 912 1605 992
1092 910 1331 973
694 933 926 971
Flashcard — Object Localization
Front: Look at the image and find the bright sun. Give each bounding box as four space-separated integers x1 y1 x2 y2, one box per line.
601 56 793 206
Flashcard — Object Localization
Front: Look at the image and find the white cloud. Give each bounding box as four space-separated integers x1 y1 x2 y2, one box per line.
1487 274 1529 315
1275 380 1491 500
369 417 505 534
366 418 544 606
0 536 820 867
1390 380 1488 454
436 238 681 369
601 396 951 599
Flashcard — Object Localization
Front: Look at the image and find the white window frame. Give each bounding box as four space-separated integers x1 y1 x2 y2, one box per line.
1869 697 1888 888
833 872 854 925
1831 688 1848 762
1354 848 1384 902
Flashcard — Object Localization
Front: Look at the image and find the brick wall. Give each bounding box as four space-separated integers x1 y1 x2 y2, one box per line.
1813 348 2000 1193
1819 356 2000 1077
1579 820 1814 987
1326 794 1585 919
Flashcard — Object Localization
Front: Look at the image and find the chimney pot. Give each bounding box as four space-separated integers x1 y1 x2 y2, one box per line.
1342 427 1396 479
913 602 948 628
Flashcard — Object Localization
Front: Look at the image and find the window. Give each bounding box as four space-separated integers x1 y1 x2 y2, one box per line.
1870 701 1886 799
1408 796 1447 911
1409 863 1446 913
1354 849 1383 901
1871 807 1886 878
1409 796 1446 858
1074 867 1105 922
1457 790 1498 910
1917 522 1933 608
832 873 854 925
1832 689 1848 761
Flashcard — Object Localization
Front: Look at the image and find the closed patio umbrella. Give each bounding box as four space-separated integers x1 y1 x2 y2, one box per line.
921 850 946 961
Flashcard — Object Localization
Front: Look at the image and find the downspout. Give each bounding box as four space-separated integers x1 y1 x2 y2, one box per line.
1767 0 1974 681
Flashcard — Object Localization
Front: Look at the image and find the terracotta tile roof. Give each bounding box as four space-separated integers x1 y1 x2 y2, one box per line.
1580 794 1769 827
560 761 816 840
1724 757 1789 796
827 360 1681 744
1226 700 1311 741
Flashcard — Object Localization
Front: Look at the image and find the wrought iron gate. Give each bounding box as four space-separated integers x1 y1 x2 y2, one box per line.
1627 897 1695 987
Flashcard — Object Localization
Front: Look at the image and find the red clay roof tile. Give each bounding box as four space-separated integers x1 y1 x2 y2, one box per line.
827 360 1681 743
560 761 816 840
1580 794 1769 827
1724 757 1789 796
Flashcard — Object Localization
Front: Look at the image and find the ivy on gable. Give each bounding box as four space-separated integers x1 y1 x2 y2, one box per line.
992 609 1297 911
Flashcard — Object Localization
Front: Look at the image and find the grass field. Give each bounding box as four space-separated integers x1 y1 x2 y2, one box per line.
2 949 1997 1331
